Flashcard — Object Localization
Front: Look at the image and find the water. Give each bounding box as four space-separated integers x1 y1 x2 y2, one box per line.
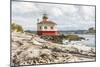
29 31 96 47
78 34 96 47
62 32 96 47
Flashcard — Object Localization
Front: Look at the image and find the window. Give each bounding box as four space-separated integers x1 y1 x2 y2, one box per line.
51 26 53 29
44 26 47 29
40 26 41 29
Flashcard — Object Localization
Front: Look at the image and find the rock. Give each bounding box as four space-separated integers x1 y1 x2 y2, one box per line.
11 32 96 66
31 39 42 45
40 49 51 55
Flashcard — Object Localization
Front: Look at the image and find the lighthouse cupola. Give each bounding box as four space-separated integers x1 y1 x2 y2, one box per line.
42 14 48 22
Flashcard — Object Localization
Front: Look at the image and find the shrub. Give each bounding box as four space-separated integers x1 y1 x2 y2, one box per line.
40 34 84 44
65 34 80 41
11 23 24 32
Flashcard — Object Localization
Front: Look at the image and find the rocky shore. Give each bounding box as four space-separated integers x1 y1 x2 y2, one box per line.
11 32 96 66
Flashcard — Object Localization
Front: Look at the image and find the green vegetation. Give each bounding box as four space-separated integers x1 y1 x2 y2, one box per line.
65 34 81 41
88 27 96 33
40 34 85 44
40 35 63 44
11 23 24 32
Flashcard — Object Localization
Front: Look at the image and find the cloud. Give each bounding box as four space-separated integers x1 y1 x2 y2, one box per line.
12 1 95 31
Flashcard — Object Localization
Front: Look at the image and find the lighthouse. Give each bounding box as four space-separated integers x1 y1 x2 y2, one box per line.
37 14 58 36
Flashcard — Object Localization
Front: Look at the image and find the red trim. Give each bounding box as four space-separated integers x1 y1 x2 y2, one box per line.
37 31 59 36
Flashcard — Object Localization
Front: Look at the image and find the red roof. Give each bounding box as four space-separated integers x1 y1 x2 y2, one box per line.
38 21 56 25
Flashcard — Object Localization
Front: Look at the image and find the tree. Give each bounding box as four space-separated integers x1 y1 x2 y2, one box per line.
88 27 95 33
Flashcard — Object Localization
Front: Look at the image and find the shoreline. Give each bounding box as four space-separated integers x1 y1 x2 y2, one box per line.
11 32 96 66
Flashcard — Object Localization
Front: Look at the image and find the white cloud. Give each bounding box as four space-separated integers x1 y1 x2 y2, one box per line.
12 1 38 13
12 1 95 31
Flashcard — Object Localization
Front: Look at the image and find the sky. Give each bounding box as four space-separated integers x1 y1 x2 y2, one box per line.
12 0 95 31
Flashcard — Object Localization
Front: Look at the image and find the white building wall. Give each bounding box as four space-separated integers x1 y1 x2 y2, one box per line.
37 24 57 31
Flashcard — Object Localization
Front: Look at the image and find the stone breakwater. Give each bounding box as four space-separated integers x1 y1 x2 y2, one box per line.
11 32 96 66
